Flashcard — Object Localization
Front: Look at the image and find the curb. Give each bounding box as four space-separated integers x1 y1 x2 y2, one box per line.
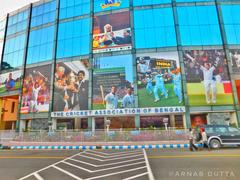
7 144 203 150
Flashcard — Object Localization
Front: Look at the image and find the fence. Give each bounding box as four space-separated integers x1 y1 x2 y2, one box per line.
0 129 189 143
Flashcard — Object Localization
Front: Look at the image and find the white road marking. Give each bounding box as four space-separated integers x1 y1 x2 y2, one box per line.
83 151 142 159
18 151 86 180
52 165 83 180
63 160 145 173
85 166 147 180
33 173 44 180
69 157 145 167
78 153 143 162
87 149 142 156
123 172 149 180
143 149 155 180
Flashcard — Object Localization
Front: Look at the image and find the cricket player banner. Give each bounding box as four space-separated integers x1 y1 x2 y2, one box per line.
183 50 234 106
53 60 90 112
52 106 186 118
0 70 22 94
229 50 240 104
93 11 132 53
92 55 134 110
20 65 51 114
137 52 184 107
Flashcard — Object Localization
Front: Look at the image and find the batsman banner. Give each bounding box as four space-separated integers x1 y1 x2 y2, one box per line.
20 64 52 114
0 70 22 94
92 55 134 110
137 52 184 107
183 49 234 106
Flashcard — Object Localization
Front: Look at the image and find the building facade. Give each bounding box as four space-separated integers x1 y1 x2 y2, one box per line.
0 0 240 131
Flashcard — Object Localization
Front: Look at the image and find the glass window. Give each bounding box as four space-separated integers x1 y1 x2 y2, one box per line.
134 7 177 49
59 0 90 19
177 5 222 46
0 18 6 63
133 0 171 6
221 5 240 45
57 18 90 59
176 0 213 2
27 26 55 64
31 0 56 27
1 34 26 70
94 0 129 13
7 10 29 36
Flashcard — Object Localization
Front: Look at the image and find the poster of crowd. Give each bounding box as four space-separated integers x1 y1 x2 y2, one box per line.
53 60 90 112
137 52 184 107
20 65 51 114
0 70 22 94
229 49 240 74
183 50 233 106
92 55 134 109
93 11 132 53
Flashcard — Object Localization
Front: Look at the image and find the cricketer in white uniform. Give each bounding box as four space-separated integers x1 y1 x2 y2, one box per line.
30 83 41 113
122 88 135 108
153 73 168 102
105 86 118 109
200 63 217 104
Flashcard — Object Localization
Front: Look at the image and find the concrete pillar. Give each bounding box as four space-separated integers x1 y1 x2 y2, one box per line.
19 120 26 132
88 117 92 130
135 115 140 129
52 118 57 130
74 118 81 129
92 117 95 132
170 115 175 127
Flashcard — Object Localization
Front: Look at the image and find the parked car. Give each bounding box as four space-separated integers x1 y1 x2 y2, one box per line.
195 125 240 149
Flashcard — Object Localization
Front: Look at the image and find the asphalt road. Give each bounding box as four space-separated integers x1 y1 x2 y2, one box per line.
0 148 239 180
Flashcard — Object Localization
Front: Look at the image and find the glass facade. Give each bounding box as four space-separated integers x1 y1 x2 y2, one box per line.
0 0 240 130
221 5 240 45
0 18 6 64
134 7 177 48
31 0 56 27
27 26 55 64
57 18 90 59
7 10 29 36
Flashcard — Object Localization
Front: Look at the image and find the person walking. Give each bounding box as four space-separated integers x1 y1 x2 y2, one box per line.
189 128 198 151
201 128 210 150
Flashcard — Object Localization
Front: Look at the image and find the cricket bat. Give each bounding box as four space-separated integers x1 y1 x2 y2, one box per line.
100 85 105 108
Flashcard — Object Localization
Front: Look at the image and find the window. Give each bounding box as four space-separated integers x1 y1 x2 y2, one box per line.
0 18 6 63
215 127 228 133
133 0 171 6
228 127 240 133
59 0 90 19
7 10 29 36
134 7 177 49
31 0 56 27
221 5 240 45
2 34 26 70
94 0 129 13
176 0 213 2
177 5 222 46
57 18 90 59
27 26 55 64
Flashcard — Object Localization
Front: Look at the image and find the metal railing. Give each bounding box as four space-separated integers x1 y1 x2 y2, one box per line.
0 129 189 143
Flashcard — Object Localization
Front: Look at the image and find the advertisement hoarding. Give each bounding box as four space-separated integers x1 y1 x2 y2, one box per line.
183 50 233 106
93 11 131 53
92 55 134 109
0 70 22 94
137 52 184 107
53 60 90 111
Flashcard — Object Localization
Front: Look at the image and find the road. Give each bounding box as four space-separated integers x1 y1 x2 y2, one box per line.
0 148 239 180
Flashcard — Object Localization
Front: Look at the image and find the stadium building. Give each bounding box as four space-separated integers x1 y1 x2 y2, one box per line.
0 0 240 131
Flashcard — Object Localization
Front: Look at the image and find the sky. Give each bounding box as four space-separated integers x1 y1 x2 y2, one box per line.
0 0 39 18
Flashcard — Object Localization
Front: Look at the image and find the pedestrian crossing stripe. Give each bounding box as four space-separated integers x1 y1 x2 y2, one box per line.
10 144 203 150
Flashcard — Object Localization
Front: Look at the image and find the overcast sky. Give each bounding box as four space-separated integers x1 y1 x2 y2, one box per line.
0 0 39 18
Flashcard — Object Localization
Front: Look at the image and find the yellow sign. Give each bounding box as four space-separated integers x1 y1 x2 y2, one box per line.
156 59 172 68
101 1 121 9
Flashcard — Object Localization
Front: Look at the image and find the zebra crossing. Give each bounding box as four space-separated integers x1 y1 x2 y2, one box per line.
19 149 154 180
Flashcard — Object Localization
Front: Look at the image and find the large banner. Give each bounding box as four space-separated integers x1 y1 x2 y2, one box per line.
92 55 134 109
229 50 240 104
183 50 233 106
0 70 22 94
93 11 131 53
94 0 129 13
137 52 183 107
53 60 90 112
20 65 51 114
